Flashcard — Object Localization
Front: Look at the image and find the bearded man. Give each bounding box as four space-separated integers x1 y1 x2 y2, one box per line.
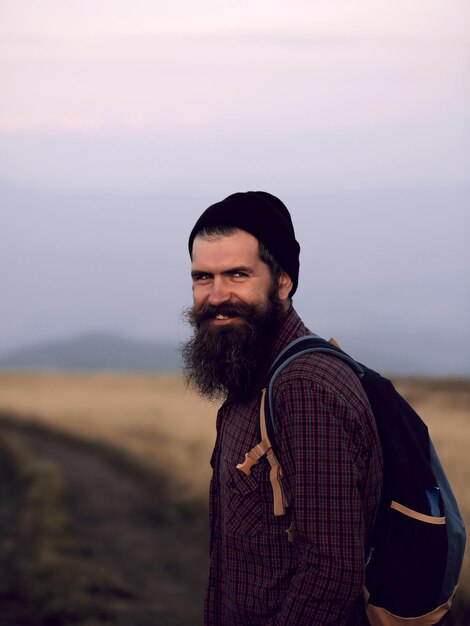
183 191 383 626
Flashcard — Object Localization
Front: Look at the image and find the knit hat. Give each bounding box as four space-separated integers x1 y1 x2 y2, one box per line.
188 191 300 296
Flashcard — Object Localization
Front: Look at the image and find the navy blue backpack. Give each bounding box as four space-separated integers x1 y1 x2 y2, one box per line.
237 336 466 626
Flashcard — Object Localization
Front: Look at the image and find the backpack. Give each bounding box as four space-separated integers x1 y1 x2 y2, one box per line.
236 336 466 626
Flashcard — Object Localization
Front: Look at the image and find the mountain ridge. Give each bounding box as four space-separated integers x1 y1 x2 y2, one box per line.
1 331 468 377
0 332 182 372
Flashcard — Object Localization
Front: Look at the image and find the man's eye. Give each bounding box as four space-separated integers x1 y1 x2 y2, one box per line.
193 273 211 282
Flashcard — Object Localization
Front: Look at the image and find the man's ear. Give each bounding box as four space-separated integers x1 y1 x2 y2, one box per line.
278 272 293 303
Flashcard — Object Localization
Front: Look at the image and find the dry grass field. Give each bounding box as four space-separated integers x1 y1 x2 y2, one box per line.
0 373 218 501
0 372 468 623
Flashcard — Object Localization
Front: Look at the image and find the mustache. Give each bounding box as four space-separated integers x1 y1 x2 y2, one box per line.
188 301 258 326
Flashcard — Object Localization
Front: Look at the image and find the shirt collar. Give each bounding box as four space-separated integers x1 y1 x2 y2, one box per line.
267 305 312 369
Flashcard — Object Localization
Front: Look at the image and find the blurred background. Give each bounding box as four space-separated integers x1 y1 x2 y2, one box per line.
1 0 469 374
0 1 469 625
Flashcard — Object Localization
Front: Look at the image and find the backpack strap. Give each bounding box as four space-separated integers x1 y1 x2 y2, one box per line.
265 336 365 444
236 388 287 515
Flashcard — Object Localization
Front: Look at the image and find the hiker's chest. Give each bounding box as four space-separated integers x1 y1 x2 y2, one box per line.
212 395 292 535
215 396 261 470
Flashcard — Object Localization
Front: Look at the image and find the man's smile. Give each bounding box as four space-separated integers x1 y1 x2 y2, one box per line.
212 314 243 325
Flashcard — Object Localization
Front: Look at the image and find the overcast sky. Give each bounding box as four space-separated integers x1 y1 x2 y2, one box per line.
1 1 469 374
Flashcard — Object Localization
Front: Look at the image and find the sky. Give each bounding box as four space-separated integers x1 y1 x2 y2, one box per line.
1 1 469 374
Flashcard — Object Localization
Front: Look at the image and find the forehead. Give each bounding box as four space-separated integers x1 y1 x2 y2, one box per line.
191 230 261 268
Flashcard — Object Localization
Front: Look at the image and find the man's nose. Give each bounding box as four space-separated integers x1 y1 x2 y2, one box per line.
208 277 231 306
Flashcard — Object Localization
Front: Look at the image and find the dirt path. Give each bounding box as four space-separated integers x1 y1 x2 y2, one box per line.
0 441 39 626
0 419 209 626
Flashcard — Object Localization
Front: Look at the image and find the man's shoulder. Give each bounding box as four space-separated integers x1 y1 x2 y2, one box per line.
272 350 370 413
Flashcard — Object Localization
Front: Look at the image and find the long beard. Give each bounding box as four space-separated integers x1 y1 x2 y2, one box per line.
181 288 285 401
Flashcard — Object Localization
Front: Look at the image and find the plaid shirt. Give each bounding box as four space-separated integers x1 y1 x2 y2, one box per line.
205 307 383 626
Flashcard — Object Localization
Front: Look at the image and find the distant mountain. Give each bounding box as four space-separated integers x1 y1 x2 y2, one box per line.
0 330 468 377
0 333 182 372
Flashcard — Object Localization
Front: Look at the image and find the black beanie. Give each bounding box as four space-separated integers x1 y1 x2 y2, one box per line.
188 191 300 296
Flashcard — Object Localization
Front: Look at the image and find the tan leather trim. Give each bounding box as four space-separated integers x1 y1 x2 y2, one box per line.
285 523 294 543
259 388 271 444
266 448 286 516
236 389 272 475
261 388 287 516
390 501 446 525
328 337 341 348
236 388 287 516
236 440 270 475
364 586 455 626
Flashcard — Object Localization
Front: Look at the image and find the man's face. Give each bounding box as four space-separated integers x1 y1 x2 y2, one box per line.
182 229 292 400
191 229 290 320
